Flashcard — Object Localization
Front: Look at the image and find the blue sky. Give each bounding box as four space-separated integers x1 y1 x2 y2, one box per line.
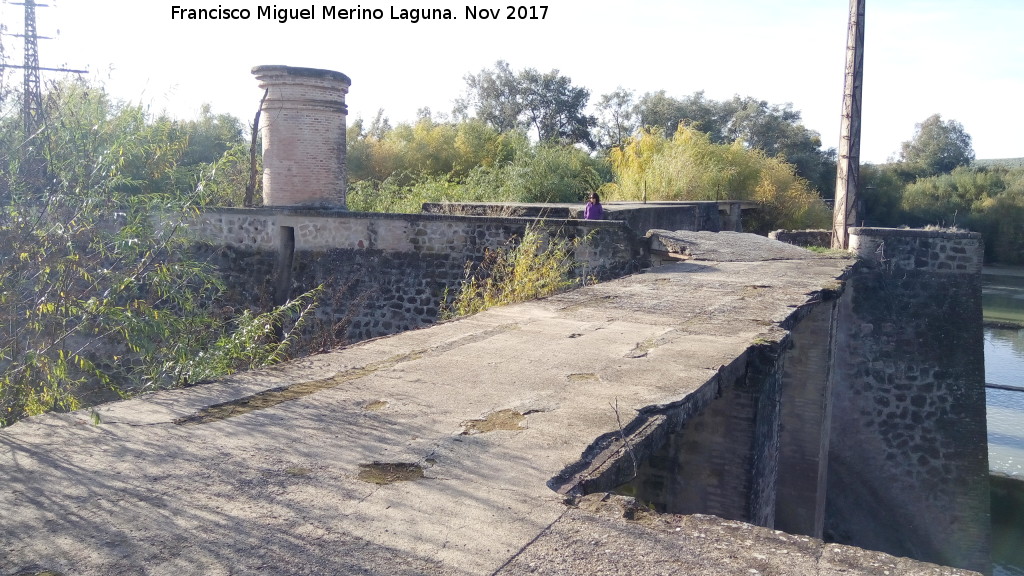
4 0 1022 163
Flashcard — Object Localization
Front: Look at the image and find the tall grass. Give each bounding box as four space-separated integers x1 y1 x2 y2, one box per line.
441 224 580 319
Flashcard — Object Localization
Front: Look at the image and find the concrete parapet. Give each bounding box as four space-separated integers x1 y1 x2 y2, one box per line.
421 201 752 237
253 65 351 208
191 207 641 344
849 227 984 274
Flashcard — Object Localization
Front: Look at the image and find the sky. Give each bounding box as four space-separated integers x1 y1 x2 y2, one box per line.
3 0 1022 164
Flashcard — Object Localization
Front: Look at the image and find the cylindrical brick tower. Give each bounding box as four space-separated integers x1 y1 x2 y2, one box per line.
252 65 351 208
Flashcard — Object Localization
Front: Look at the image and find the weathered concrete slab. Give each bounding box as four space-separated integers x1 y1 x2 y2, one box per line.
0 233 974 575
496 494 978 576
648 229 833 262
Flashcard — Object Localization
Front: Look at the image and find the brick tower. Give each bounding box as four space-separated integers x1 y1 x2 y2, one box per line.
252 65 351 208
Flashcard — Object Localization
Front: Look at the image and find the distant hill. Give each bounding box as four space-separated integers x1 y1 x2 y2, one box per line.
975 158 1024 168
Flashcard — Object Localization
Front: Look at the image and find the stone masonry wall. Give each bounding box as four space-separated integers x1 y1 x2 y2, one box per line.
826 228 990 573
192 208 641 345
849 226 983 273
626 343 784 527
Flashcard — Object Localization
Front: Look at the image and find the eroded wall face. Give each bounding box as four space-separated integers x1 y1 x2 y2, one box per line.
628 346 783 526
826 228 990 573
775 301 837 538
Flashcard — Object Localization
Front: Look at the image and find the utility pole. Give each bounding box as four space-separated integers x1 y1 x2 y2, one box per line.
20 0 44 143
2 0 87 192
832 0 865 250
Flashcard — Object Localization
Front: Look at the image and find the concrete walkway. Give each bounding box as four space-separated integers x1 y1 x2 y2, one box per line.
0 232 977 575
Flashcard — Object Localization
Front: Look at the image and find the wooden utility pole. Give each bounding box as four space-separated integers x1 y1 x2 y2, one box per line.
832 0 865 249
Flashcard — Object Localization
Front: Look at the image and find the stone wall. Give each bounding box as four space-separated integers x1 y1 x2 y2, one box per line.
192 208 642 344
826 227 990 573
561 227 990 573
849 226 983 273
622 343 784 526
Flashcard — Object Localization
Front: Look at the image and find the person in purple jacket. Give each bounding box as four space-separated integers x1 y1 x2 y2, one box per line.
584 192 604 220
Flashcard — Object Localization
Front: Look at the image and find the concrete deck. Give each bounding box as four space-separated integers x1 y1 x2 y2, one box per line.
0 232 978 575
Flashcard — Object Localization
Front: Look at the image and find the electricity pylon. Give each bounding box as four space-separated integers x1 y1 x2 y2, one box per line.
1 0 87 191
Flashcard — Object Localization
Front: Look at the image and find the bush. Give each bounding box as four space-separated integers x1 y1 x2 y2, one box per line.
602 127 830 233
0 80 314 426
441 224 580 319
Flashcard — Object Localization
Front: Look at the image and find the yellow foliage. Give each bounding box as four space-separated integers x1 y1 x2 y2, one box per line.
441 225 580 319
605 127 830 233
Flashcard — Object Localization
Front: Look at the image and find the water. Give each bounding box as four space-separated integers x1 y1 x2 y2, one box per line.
984 271 1024 479
983 270 1024 576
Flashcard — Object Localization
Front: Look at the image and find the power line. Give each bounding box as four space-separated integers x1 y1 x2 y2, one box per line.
3 0 87 191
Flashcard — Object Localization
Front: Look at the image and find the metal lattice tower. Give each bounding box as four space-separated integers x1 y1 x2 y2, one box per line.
2 0 87 192
21 0 44 141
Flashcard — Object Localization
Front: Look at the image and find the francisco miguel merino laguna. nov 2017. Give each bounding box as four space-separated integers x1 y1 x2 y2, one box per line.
170 5 548 23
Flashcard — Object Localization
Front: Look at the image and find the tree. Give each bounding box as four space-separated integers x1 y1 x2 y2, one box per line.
859 163 911 227
603 127 830 233
634 90 728 140
458 61 597 149
899 114 974 177
173 103 245 167
633 91 835 194
456 60 521 132
595 88 638 151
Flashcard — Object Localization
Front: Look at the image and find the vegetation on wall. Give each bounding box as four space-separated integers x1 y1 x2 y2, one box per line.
441 224 580 319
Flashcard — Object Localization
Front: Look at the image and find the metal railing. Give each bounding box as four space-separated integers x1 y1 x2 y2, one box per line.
987 382 1024 392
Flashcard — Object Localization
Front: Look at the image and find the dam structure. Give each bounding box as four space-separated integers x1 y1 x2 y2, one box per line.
0 227 990 575
0 66 991 575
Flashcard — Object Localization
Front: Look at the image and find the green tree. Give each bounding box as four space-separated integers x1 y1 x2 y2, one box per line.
595 88 638 151
456 60 521 132
898 165 1024 264
173 103 245 167
458 61 597 148
603 127 830 233
463 143 605 203
346 115 527 186
633 91 835 194
859 163 911 227
899 114 974 177
634 90 729 139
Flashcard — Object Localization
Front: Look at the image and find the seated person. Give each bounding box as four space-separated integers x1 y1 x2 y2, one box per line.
584 192 604 220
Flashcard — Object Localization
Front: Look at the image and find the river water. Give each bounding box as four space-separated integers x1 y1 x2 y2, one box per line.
983 269 1024 576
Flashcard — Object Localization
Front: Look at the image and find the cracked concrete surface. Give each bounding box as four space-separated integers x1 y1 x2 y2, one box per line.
0 232 978 575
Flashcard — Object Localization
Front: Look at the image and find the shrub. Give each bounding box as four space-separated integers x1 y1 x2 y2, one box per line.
441 224 580 319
